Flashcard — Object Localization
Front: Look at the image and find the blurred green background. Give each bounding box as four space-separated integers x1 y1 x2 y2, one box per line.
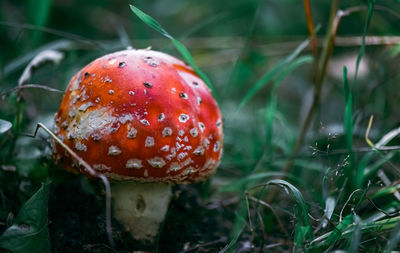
2 0 400 252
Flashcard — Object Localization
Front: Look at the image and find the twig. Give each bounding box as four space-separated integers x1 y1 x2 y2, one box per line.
366 196 400 218
29 123 115 247
245 192 255 240
339 189 362 222
256 211 266 253
0 84 63 96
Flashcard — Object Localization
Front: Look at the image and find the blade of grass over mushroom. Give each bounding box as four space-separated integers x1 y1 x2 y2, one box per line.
0 180 51 253
238 39 310 109
354 0 375 82
129 5 214 92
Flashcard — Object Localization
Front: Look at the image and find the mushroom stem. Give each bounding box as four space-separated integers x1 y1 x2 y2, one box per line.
111 182 172 243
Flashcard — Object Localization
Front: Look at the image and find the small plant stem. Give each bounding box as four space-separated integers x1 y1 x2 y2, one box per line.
303 0 318 60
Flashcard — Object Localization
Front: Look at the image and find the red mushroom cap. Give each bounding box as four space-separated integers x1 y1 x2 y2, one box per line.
52 49 223 183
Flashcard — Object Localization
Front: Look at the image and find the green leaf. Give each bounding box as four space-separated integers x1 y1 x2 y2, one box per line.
0 180 51 253
220 196 248 253
0 119 12 135
129 5 214 92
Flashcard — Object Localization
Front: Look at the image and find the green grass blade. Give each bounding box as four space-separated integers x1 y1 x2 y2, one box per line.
343 66 355 190
261 179 313 250
28 0 52 46
384 221 400 253
348 215 362 252
265 93 277 160
354 0 375 82
238 39 310 109
219 172 287 193
310 214 354 252
310 215 400 251
129 5 171 38
220 197 247 253
170 39 214 92
363 152 396 184
265 56 312 160
273 56 312 86
129 5 214 92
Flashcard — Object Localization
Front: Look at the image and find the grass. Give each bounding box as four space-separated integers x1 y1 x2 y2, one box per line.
1 0 400 252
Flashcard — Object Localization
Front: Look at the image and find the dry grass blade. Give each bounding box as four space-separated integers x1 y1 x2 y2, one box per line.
303 0 318 59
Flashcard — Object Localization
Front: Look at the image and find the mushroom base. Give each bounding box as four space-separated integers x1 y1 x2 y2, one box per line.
111 182 172 243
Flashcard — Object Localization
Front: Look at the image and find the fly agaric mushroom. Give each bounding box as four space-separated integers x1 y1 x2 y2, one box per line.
52 49 223 242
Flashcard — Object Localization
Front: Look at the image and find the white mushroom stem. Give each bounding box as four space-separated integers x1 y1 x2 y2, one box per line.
111 182 172 243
